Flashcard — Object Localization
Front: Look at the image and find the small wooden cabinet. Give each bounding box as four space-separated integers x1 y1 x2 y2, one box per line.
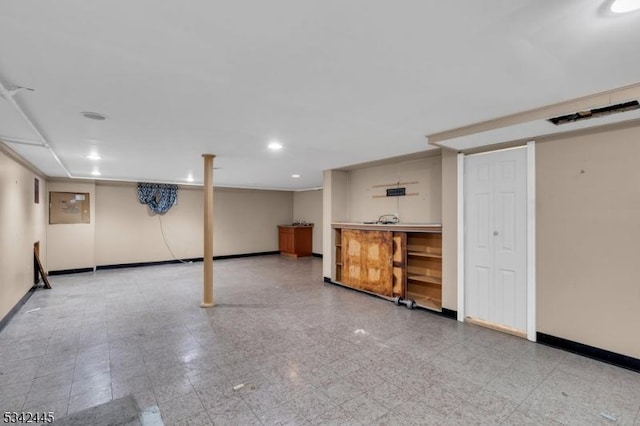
333 223 442 311
278 225 313 258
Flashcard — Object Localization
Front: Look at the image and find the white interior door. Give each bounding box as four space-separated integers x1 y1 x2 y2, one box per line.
464 147 528 332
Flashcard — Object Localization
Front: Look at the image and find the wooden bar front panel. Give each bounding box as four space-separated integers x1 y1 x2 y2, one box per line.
341 229 393 297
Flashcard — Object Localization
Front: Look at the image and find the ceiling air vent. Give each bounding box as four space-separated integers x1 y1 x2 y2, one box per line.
547 100 640 125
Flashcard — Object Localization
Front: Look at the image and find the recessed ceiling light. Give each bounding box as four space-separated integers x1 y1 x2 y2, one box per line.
610 0 640 13
86 153 101 160
291 174 300 178
268 141 283 150
81 111 108 120
91 169 101 176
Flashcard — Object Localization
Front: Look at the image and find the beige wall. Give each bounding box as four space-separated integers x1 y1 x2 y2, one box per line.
95 183 202 265
441 150 458 311
47 181 96 271
213 187 293 256
293 189 323 254
322 170 349 278
0 147 48 321
47 181 294 271
537 124 640 359
437 123 640 358
93 183 293 266
346 156 442 223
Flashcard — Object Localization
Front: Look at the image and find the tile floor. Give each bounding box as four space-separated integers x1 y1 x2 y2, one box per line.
1 255 639 425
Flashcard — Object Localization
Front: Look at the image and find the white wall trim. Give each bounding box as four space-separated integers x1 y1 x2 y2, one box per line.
526 141 537 342
456 152 465 322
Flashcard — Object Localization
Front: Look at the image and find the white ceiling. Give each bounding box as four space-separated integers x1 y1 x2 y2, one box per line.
1 0 639 190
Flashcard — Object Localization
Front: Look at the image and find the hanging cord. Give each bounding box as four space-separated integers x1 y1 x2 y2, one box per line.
158 215 191 264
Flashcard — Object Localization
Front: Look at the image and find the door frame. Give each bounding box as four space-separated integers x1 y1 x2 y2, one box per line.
456 141 536 341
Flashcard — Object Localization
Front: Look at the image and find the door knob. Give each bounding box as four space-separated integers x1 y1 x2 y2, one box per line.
493 231 499 236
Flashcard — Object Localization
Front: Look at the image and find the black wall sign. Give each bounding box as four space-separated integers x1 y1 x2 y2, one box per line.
386 187 406 197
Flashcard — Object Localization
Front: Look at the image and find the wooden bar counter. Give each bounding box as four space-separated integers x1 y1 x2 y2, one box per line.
332 222 442 311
